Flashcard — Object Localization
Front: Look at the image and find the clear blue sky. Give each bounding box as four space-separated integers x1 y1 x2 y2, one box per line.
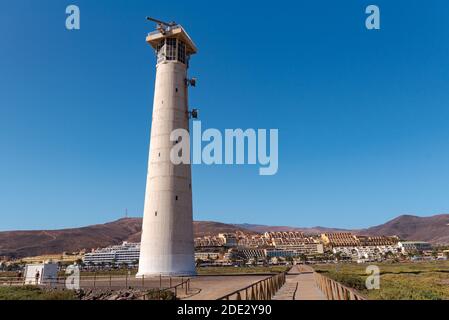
1 0 449 231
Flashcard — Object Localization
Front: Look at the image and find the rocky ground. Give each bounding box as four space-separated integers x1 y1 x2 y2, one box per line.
76 288 176 300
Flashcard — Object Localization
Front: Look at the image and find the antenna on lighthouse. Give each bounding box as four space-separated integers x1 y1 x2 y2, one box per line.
146 17 177 34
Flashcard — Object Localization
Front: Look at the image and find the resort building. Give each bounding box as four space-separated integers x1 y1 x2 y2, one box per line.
83 242 140 266
398 241 432 254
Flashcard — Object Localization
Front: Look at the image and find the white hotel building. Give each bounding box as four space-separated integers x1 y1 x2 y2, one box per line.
83 242 140 266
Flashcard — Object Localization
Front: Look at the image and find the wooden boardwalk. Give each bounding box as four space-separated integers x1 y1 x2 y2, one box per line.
183 275 268 300
272 265 326 300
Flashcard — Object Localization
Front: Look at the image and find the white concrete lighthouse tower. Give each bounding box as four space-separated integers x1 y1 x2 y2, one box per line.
137 19 197 277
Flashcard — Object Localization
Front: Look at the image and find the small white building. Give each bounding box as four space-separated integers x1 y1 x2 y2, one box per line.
398 241 432 254
194 252 221 261
218 233 238 247
24 263 58 285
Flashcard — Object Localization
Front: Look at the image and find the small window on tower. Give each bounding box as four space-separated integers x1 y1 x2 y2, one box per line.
176 88 178 92
177 40 186 64
156 39 165 63
166 38 177 60
175 196 178 201
155 211 157 216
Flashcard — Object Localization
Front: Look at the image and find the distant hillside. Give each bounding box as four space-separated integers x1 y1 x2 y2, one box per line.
0 218 252 259
359 214 449 244
236 223 352 235
1 214 448 259
239 215 449 243
126 220 254 242
193 221 255 237
0 218 142 259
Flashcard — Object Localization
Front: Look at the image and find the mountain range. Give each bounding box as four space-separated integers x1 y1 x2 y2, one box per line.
0 214 448 259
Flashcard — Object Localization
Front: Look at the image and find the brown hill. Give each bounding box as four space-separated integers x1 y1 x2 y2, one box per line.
125 220 254 242
0 218 252 259
359 214 449 244
0 218 142 259
1 214 448 259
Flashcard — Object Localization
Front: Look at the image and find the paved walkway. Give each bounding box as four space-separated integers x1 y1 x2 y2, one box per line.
272 265 326 300
183 275 268 300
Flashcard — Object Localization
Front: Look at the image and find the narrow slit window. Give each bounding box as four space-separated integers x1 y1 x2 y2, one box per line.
177 40 186 64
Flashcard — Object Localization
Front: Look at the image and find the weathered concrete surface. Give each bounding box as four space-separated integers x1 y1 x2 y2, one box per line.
272 265 326 300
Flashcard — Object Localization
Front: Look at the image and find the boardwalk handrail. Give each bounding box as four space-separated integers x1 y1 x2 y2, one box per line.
314 272 367 300
0 274 188 290
1 274 192 300
217 272 286 300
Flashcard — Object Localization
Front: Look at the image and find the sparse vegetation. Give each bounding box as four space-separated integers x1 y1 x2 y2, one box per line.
314 261 449 300
141 288 176 300
0 286 77 300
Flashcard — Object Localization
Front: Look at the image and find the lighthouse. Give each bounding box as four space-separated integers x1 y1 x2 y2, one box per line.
137 18 197 276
